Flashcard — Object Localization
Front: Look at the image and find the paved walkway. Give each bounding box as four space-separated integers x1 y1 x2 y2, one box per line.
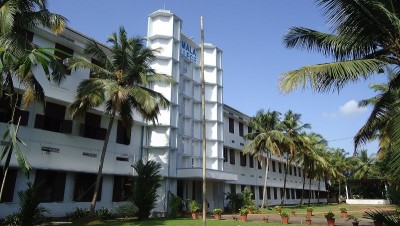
219 213 375 225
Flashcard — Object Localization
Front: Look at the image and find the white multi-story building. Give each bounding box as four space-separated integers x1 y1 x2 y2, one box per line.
0 9 326 219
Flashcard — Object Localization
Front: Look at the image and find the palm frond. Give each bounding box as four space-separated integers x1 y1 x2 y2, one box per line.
280 59 385 93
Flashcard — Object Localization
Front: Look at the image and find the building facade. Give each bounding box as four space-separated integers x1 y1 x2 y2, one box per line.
0 9 326 219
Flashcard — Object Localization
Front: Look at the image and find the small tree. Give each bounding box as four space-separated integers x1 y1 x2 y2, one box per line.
132 160 162 220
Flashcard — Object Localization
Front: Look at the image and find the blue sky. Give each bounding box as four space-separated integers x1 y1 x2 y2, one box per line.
48 0 386 155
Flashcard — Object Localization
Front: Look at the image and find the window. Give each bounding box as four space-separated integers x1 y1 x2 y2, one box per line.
259 186 263 200
296 189 302 199
54 43 73 75
258 160 262 169
289 165 292 175
73 173 102 202
0 94 29 126
240 152 246 166
223 147 228 162
286 188 291 199
229 149 235 165
34 170 66 202
249 157 254 168
81 112 106 140
230 184 236 194
241 185 246 192
116 120 131 145
273 187 277 199
0 168 17 202
280 188 285 200
239 122 244 137
34 102 72 133
90 58 102 78
267 187 271 199
112 176 133 202
294 166 297 176
278 162 282 173
272 160 276 172
177 180 184 198
291 189 295 199
299 168 302 177
250 186 255 199
228 118 234 133
247 126 252 134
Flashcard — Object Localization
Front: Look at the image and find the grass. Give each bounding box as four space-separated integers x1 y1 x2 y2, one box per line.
47 203 398 225
262 203 398 218
50 218 325 226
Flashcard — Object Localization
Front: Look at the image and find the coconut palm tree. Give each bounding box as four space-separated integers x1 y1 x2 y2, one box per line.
352 150 379 179
0 0 67 55
243 109 284 208
68 27 175 213
279 110 310 205
279 0 400 185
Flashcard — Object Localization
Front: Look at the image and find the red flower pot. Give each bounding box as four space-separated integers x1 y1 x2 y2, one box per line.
341 211 348 218
306 219 312 225
240 214 247 222
282 217 289 224
191 212 198 219
307 211 312 217
214 214 221 220
327 218 335 226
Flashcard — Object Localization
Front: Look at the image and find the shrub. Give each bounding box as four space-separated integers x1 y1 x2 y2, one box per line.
306 206 313 212
132 160 162 220
274 205 282 211
169 193 184 218
225 192 243 213
189 200 200 213
239 207 249 215
348 215 359 222
95 207 114 220
115 203 138 218
66 208 90 220
17 183 49 226
3 213 21 226
365 208 399 225
280 212 289 218
324 211 335 219
339 207 347 212
213 208 223 214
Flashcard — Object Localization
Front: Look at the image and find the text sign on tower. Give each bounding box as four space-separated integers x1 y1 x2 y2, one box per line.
180 40 197 63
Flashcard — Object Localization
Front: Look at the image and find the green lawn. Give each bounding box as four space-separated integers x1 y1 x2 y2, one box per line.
54 218 325 226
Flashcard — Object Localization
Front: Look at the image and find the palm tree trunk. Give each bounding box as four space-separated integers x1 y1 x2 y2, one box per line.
308 163 313 205
261 153 271 208
280 157 290 206
317 175 320 204
300 166 306 206
90 113 115 214
0 166 9 201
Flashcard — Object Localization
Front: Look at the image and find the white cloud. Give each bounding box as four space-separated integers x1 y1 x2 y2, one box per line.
339 100 367 116
322 99 367 118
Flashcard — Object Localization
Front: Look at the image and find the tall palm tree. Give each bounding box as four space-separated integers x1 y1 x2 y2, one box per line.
0 0 67 55
279 0 400 185
244 109 284 208
68 27 175 213
279 110 310 205
352 150 378 179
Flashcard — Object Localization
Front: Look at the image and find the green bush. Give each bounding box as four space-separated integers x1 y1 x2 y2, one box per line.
17 183 49 226
115 203 138 218
225 192 243 213
95 207 114 220
306 206 313 212
3 213 21 226
169 193 184 218
132 160 162 220
189 200 200 213
280 212 289 218
339 207 347 212
66 208 90 220
239 207 249 215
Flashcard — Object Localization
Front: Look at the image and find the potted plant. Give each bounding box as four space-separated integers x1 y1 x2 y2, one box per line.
281 211 289 224
305 215 312 225
213 208 223 220
239 208 249 222
189 200 200 219
324 211 335 226
348 215 359 226
306 206 313 217
339 207 348 218
274 205 282 214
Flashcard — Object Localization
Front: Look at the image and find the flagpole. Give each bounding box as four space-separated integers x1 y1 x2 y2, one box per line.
201 15 207 226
